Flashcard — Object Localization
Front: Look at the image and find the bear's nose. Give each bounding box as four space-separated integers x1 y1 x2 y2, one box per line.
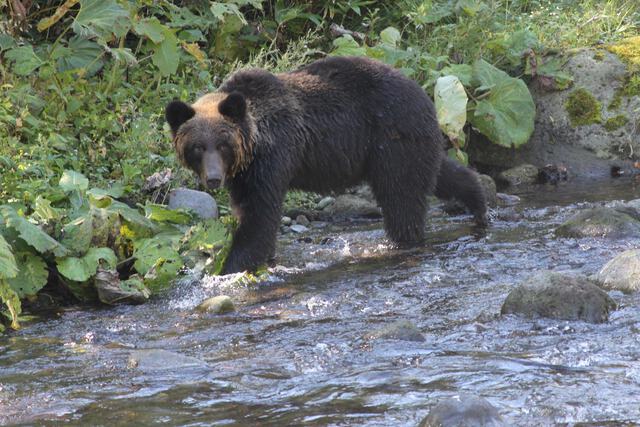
206 178 221 189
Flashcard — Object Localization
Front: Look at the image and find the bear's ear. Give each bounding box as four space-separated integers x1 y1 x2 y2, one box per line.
218 92 246 122
166 100 196 134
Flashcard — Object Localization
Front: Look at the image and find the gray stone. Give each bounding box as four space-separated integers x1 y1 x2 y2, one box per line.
595 249 640 293
168 187 218 219
196 295 235 314
497 164 539 187
290 224 309 233
281 216 292 226
479 174 498 208
316 196 335 210
555 207 640 239
326 194 381 219
467 48 640 178
420 395 505 427
295 214 310 226
366 320 425 342
501 271 616 323
127 349 206 370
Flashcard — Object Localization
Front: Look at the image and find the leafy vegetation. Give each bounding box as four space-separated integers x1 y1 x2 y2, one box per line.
1 0 638 331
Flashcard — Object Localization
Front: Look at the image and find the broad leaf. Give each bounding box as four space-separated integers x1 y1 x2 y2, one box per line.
1 206 68 257
331 35 366 57
72 0 130 41
471 58 510 91
133 17 166 44
33 196 62 222
61 213 93 254
440 64 473 87
470 78 535 148
144 204 192 224
151 28 179 76
380 27 401 47
435 75 468 144
59 170 89 193
57 247 117 282
5 46 44 76
53 36 103 75
0 234 18 279
134 236 183 291
6 252 48 298
0 280 21 330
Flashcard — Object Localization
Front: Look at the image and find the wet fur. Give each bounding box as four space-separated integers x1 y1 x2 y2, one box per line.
168 56 487 274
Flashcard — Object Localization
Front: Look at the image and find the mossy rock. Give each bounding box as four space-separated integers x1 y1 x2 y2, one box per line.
565 88 602 127
604 114 629 131
555 207 640 239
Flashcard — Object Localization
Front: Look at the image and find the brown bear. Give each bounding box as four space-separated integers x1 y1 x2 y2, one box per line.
166 56 487 274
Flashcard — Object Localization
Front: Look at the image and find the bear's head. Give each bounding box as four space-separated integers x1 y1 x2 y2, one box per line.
165 91 253 189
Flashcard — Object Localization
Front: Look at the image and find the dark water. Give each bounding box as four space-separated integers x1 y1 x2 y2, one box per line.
3 178 640 426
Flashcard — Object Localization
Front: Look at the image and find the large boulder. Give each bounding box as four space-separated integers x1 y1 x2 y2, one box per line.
501 271 616 323
555 207 640 239
595 249 640 293
468 44 640 178
168 187 218 219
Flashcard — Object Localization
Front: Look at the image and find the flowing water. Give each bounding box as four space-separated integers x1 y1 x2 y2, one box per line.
3 178 640 426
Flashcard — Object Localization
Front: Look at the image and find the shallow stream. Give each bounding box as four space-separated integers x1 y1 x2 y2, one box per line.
2 178 640 426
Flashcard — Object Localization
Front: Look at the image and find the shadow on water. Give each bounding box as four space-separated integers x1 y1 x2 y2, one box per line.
2 178 640 426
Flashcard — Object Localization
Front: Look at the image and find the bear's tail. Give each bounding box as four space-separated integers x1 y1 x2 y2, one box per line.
434 157 488 227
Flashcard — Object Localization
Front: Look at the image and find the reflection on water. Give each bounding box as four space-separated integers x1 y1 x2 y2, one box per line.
2 178 640 426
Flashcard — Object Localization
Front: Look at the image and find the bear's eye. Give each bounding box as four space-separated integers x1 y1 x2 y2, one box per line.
192 145 204 155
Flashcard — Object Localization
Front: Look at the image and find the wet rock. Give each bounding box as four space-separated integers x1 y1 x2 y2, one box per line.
295 214 310 226
420 395 505 427
281 216 292 226
366 320 425 342
196 295 235 314
479 174 498 208
316 196 335 210
326 194 381 219
555 207 640 238
127 349 206 370
290 224 309 233
497 164 539 187
467 48 639 178
168 187 218 219
595 249 640 293
501 271 616 323
496 193 520 206
538 163 568 184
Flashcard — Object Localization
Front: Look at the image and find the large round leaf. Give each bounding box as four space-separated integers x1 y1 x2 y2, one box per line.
7 252 49 298
434 75 468 144
0 234 18 280
1 206 68 257
57 247 117 282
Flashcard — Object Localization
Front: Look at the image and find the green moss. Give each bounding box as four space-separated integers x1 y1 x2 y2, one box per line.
593 50 605 61
565 88 602 127
608 72 640 110
607 36 640 72
604 115 629 131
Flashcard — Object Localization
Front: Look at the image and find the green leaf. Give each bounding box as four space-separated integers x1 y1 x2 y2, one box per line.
440 64 473 87
61 213 93 254
434 75 468 144
211 2 246 24
5 46 44 76
134 236 183 291
331 35 366 57
59 170 89 193
53 36 104 75
133 17 166 44
33 196 62 222
6 252 48 298
1 206 68 257
0 34 17 51
470 78 535 148
151 28 179 76
0 280 21 330
0 234 18 280
471 58 510 91
448 147 469 166
144 204 192 224
380 27 401 47
87 183 124 199
108 201 156 236
72 0 130 41
57 247 117 282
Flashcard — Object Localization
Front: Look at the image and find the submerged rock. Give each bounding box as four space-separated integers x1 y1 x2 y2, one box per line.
595 249 640 293
496 193 520 206
366 320 425 342
168 188 218 219
290 224 309 233
497 164 539 187
196 295 235 314
419 395 505 427
127 349 206 370
555 207 640 238
501 271 616 323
